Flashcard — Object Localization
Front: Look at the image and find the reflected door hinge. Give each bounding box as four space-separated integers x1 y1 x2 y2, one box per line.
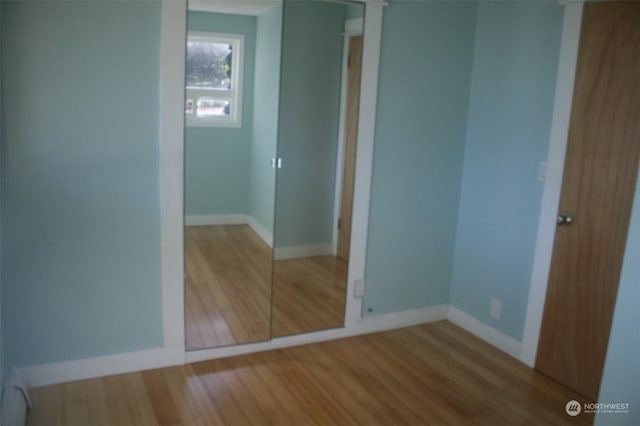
338 218 342 230
347 55 351 68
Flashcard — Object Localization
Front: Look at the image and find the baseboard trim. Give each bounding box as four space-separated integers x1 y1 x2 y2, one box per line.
447 306 522 360
273 243 333 260
185 214 274 248
186 304 449 363
18 347 184 389
18 306 447 387
1 369 31 426
17 305 525 388
246 216 274 248
185 214 248 226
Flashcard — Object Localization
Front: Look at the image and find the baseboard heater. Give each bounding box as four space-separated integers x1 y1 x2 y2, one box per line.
1 370 31 426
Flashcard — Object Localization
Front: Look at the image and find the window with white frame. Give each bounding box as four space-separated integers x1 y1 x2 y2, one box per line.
185 32 244 127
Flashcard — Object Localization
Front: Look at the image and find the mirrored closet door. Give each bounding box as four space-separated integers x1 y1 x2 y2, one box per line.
184 0 365 350
183 0 283 349
271 0 364 337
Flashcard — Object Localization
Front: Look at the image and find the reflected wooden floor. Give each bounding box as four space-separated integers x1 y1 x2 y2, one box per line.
27 322 594 425
185 225 272 349
272 255 347 337
185 225 348 349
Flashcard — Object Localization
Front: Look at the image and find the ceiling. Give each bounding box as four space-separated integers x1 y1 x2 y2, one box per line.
188 0 283 16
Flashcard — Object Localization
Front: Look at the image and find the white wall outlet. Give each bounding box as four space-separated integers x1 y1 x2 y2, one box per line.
538 161 548 182
490 298 502 320
354 279 365 298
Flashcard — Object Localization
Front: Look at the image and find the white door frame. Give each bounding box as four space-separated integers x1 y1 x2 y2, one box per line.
520 1 584 367
159 0 187 357
332 17 364 256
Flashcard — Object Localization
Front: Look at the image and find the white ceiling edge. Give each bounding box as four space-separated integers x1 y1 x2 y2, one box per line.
188 0 283 16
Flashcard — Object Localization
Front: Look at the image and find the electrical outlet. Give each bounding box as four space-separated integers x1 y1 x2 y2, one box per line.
538 161 548 182
490 298 501 320
354 279 365 298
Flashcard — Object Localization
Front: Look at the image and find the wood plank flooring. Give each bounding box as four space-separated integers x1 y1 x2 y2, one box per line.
185 225 348 349
185 225 272 349
272 255 347 338
27 321 594 426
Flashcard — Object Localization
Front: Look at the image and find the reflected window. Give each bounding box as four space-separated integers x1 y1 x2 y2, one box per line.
185 32 243 127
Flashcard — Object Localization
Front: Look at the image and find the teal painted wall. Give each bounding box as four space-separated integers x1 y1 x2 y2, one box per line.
185 12 256 216
274 1 345 247
362 1 477 316
450 1 564 340
249 6 282 234
345 3 363 19
1 1 163 367
595 170 640 426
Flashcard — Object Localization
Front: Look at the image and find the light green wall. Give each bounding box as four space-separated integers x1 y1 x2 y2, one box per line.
595 169 640 426
274 0 345 247
363 1 477 315
185 11 257 216
1 1 163 367
450 1 564 340
185 127 251 215
249 5 282 234
345 2 363 19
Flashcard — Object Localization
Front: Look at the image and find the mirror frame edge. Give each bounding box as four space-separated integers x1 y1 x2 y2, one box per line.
160 0 187 359
343 0 385 326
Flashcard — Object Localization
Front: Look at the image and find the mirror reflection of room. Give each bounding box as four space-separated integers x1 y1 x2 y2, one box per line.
184 0 283 350
271 0 364 338
183 0 365 351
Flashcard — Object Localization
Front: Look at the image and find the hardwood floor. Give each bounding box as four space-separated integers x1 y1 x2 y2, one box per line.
27 322 593 426
185 225 348 349
272 255 347 338
185 225 272 349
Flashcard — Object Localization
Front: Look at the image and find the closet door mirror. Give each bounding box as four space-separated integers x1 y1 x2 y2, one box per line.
184 0 283 350
271 0 365 337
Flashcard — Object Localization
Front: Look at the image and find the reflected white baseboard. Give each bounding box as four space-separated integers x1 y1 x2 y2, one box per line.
247 217 274 248
185 214 274 248
185 214 247 226
274 243 333 260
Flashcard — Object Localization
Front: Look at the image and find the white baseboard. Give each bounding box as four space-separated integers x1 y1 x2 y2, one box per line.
17 306 447 388
186 304 449 363
1 369 30 426
18 347 184 389
447 306 522 360
246 216 274 248
185 214 248 226
274 243 333 260
17 304 526 388
185 214 274 248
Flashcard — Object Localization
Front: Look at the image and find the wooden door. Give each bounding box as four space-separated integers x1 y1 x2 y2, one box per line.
337 35 363 262
535 2 640 400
